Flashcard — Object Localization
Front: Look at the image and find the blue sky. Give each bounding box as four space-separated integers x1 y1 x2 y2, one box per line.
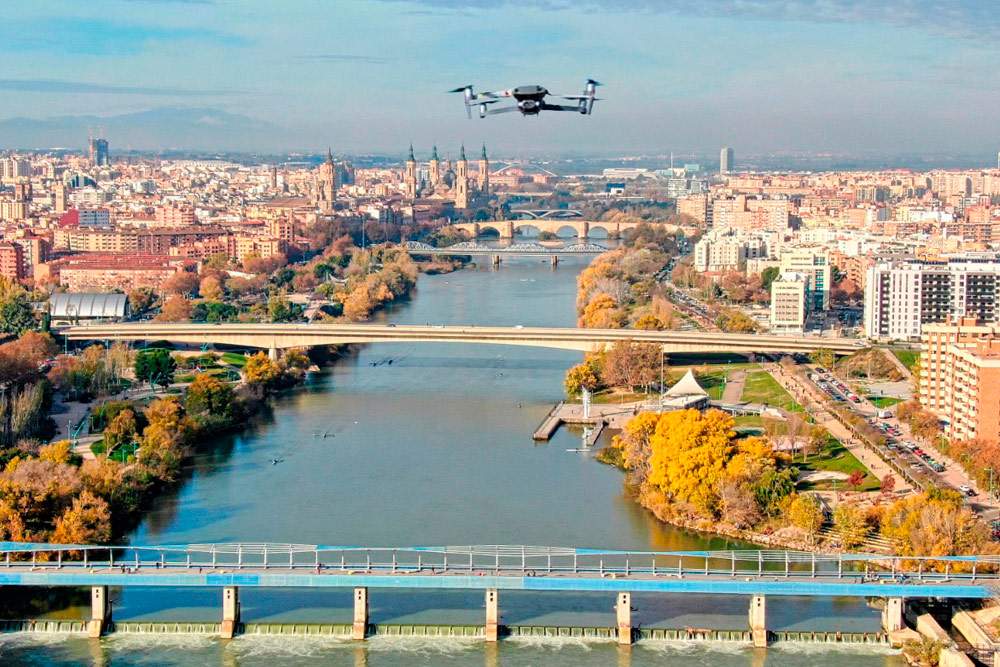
2 0 999 156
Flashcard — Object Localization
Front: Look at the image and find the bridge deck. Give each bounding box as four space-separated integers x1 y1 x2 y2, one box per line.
61 323 867 354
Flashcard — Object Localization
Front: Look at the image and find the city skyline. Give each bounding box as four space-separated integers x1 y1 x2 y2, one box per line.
2 1 999 155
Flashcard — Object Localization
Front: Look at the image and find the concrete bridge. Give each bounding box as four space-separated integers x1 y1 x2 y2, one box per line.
60 322 868 357
0 542 993 646
402 241 609 265
452 219 671 240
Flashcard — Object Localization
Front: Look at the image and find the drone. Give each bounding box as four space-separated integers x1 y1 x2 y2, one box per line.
449 79 602 118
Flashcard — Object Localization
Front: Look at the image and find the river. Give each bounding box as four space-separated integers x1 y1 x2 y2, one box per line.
1 256 904 666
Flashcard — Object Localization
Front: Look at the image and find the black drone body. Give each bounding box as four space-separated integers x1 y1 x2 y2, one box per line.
449 79 602 118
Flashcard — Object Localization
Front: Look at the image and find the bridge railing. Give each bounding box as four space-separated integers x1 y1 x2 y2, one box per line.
1 543 998 582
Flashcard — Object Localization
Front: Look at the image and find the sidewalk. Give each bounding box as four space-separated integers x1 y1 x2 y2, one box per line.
767 364 911 494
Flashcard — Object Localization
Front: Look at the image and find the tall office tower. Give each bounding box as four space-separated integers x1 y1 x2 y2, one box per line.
90 138 110 167
720 146 734 175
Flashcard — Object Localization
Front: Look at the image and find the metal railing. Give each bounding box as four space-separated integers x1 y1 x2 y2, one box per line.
1 543 998 583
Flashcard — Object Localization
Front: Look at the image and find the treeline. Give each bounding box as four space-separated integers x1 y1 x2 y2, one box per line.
576 223 683 330
0 351 309 545
602 408 993 559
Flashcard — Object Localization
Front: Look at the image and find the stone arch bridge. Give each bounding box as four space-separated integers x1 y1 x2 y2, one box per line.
452 219 676 240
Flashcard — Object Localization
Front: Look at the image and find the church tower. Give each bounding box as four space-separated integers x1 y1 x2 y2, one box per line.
316 148 336 214
455 144 469 209
405 144 418 199
478 144 489 197
429 145 441 188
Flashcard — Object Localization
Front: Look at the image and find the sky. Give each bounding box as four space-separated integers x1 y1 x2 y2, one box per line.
2 0 1000 158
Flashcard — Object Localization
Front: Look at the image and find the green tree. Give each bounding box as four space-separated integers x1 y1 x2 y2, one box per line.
103 408 138 454
0 278 35 335
134 349 176 388
760 266 780 291
268 293 294 322
185 373 235 423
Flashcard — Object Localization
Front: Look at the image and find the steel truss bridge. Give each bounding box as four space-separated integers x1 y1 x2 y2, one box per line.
0 542 993 598
402 240 608 256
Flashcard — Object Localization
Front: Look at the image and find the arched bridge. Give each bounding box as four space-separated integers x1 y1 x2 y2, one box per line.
403 241 608 256
61 323 868 356
451 219 677 240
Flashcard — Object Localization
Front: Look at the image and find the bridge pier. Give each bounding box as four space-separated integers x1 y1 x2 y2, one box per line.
485 588 499 641
268 346 279 361
550 255 558 267
749 594 767 648
882 597 905 633
221 586 240 639
353 587 368 640
491 254 501 267
616 592 632 645
88 585 111 638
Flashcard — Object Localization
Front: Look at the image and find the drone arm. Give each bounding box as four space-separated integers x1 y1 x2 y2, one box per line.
541 103 585 112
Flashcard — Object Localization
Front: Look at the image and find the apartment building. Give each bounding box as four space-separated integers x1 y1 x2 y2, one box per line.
779 247 830 311
769 272 809 333
864 256 1000 341
921 318 1000 443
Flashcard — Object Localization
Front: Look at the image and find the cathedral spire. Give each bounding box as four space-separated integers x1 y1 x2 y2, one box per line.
407 144 415 161
431 145 439 160
481 144 488 160
326 147 333 163
459 144 466 161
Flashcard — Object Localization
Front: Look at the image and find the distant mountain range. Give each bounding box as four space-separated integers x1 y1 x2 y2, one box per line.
0 107 300 152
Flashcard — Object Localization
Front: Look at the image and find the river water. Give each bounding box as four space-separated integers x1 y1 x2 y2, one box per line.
1 256 903 666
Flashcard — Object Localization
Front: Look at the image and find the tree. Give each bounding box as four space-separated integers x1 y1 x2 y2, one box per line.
811 348 836 370
601 340 660 391
244 352 280 386
199 275 225 302
268 293 295 322
39 440 73 464
833 504 868 549
103 408 138 454
161 270 200 296
185 373 235 423
787 494 825 541
645 408 775 514
761 266 781 291
847 470 866 491
156 294 193 322
0 278 35 335
715 309 758 333
564 363 599 397
128 287 156 315
881 491 989 559
51 490 111 544
134 349 176 388
880 474 896 494
634 314 664 330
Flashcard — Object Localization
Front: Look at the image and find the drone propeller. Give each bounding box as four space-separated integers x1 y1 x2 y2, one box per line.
587 79 603 86
447 85 473 93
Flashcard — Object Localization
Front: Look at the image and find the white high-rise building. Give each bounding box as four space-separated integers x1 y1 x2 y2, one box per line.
864 256 1000 341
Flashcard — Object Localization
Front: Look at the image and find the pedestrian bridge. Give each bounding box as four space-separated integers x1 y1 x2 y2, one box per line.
60 322 868 356
0 543 989 645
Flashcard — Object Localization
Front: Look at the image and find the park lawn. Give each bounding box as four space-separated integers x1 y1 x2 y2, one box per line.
221 352 249 367
740 370 803 412
591 389 648 404
694 369 727 400
794 437 880 492
892 349 920 372
868 396 903 409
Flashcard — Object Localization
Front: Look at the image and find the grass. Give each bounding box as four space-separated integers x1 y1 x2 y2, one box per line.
591 389 648 404
868 396 903 409
794 437 880 492
694 369 727 400
892 349 920 372
740 370 803 412
221 352 249 367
